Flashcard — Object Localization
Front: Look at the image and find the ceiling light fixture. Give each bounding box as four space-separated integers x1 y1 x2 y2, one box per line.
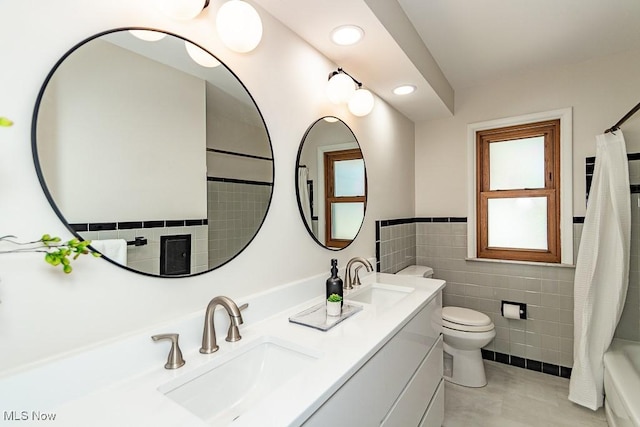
331 25 364 46
216 0 263 53
326 68 375 117
393 85 417 96
185 41 221 67
158 0 210 20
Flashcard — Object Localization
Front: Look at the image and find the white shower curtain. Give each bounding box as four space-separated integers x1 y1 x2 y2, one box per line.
298 167 312 226
569 131 631 410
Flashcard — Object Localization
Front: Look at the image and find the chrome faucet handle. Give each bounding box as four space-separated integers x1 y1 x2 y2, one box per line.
151 333 186 369
354 265 363 286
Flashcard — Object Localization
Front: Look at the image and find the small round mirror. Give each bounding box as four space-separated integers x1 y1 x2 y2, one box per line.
295 117 367 250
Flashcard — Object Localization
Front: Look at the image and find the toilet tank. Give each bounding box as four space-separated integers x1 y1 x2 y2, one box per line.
396 265 434 278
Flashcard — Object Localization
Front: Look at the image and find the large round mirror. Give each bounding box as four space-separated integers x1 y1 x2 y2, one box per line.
295 117 367 250
32 29 274 277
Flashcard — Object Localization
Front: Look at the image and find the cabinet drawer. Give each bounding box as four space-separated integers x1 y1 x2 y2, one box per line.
382 336 443 427
419 380 444 427
303 295 442 427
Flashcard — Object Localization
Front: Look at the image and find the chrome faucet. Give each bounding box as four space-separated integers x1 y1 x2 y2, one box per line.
345 257 374 290
200 296 247 354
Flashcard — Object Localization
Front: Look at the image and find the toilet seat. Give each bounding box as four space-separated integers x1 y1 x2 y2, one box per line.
442 306 494 332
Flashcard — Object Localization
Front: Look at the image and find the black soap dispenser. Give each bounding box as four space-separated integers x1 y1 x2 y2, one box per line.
326 259 344 304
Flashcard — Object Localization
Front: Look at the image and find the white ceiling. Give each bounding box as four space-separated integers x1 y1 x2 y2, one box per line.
254 0 640 123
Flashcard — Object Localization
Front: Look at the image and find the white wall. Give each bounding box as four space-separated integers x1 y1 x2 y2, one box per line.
0 0 415 374
415 48 640 217
38 39 207 222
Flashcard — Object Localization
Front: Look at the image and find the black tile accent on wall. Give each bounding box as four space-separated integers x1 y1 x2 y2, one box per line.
495 352 510 364
449 217 467 222
144 221 165 228
88 222 117 231
70 223 88 232
378 217 469 226
481 351 570 379
510 356 526 369
526 359 542 372
165 220 185 227
72 219 209 232
207 176 273 187
573 217 585 224
481 349 495 361
560 366 572 379
542 363 560 376
375 220 380 241
118 221 143 230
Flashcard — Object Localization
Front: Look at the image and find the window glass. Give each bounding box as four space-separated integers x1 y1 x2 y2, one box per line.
489 136 545 190
331 202 364 240
487 197 547 250
334 159 365 197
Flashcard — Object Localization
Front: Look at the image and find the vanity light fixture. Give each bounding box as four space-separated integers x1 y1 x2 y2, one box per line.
326 68 375 117
331 25 364 46
158 0 210 20
393 84 416 96
157 0 263 54
129 30 167 41
216 0 263 53
185 41 221 67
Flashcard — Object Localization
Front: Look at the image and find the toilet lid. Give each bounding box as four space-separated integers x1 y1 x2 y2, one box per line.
442 306 493 331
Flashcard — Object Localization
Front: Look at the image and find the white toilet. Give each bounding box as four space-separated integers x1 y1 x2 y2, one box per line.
396 265 496 388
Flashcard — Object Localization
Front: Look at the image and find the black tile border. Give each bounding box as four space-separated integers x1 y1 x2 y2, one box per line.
379 216 587 226
482 351 572 379
70 219 208 233
586 152 640 202
378 217 469 227
207 176 273 187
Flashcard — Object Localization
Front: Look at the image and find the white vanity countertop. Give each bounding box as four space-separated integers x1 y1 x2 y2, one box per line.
0 273 444 427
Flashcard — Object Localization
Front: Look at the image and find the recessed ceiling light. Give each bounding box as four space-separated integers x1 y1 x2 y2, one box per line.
331 25 364 46
393 85 417 96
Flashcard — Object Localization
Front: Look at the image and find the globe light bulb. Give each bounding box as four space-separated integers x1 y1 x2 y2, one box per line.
129 30 167 42
348 88 375 117
326 72 356 104
185 41 221 68
216 0 263 53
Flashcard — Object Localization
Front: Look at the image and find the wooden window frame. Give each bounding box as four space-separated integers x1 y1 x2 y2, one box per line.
476 119 561 263
324 149 366 249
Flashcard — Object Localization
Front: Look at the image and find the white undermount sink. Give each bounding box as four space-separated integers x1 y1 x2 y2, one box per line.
159 336 319 425
347 283 414 309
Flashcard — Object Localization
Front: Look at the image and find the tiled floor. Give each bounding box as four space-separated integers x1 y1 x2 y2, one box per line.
444 361 608 427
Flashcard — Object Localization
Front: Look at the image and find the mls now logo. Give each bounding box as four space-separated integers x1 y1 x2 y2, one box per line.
3 410 57 421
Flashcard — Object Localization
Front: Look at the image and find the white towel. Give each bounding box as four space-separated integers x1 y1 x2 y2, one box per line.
90 239 127 265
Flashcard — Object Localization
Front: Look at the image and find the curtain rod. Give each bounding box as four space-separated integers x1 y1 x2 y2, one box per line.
605 101 640 133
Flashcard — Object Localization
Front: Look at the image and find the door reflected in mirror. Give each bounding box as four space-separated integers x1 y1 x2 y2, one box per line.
32 29 273 277
296 117 367 250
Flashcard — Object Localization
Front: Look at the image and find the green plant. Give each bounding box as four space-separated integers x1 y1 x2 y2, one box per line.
327 293 343 303
0 234 101 274
1 117 99 273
